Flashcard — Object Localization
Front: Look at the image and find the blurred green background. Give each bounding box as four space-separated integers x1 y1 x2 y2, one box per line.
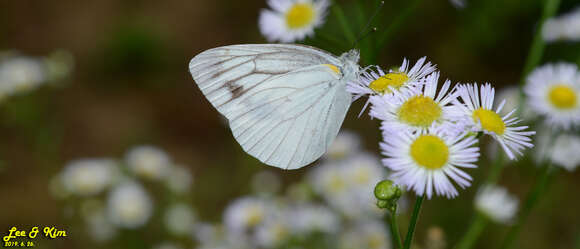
0 0 579 248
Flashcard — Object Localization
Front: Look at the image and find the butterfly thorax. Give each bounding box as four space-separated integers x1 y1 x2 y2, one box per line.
339 49 360 82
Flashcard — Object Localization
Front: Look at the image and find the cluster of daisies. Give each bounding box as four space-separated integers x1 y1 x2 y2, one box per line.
194 132 395 249
0 50 73 103
347 58 536 199
51 145 195 248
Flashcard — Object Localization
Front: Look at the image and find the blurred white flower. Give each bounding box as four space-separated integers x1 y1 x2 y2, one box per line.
534 131 580 171
550 134 580 171
339 220 391 249
223 197 272 234
60 159 118 197
165 165 193 194
542 7 580 42
164 203 197 236
83 202 117 242
0 54 47 100
309 156 384 218
107 181 153 229
325 131 361 160
259 0 329 42
288 204 339 235
475 185 518 224
343 153 384 190
126 145 172 180
309 161 349 197
251 170 281 196
254 211 291 248
525 63 580 130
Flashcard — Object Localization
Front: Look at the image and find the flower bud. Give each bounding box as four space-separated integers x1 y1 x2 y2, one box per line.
374 180 402 211
376 200 389 209
374 180 402 201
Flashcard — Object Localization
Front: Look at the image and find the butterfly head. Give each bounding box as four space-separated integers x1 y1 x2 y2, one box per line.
339 49 360 80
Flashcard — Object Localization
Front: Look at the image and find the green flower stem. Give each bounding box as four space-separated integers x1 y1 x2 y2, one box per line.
487 151 505 184
455 212 488 249
403 195 425 249
331 1 356 44
518 0 561 86
388 205 404 249
499 163 556 249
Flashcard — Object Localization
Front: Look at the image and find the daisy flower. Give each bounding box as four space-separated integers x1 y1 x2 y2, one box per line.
380 127 480 199
0 55 47 100
125 145 172 181
542 7 580 43
223 197 272 234
164 203 197 236
456 83 535 160
60 159 119 197
259 0 328 43
524 63 580 130
347 57 436 100
369 72 463 134
107 181 153 229
474 185 519 224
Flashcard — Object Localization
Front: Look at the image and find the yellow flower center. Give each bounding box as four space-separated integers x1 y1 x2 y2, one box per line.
410 135 449 170
285 3 315 29
354 168 370 184
246 207 263 227
328 174 346 193
548 84 577 109
472 108 505 135
398 95 442 127
369 72 409 94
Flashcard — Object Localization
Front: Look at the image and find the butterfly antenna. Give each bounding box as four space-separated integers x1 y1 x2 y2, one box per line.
352 0 385 49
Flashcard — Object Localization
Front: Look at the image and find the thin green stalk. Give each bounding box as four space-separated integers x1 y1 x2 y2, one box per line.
499 163 556 249
331 1 356 44
455 212 488 249
518 0 561 86
403 195 425 249
487 151 505 184
388 205 404 249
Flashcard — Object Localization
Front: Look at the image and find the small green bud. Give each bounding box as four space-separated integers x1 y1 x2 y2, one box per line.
377 200 389 209
374 180 402 201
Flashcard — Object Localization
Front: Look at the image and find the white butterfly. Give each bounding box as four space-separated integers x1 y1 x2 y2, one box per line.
189 44 360 170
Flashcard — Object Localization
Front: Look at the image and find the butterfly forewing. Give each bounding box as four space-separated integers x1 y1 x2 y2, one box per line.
189 44 350 169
